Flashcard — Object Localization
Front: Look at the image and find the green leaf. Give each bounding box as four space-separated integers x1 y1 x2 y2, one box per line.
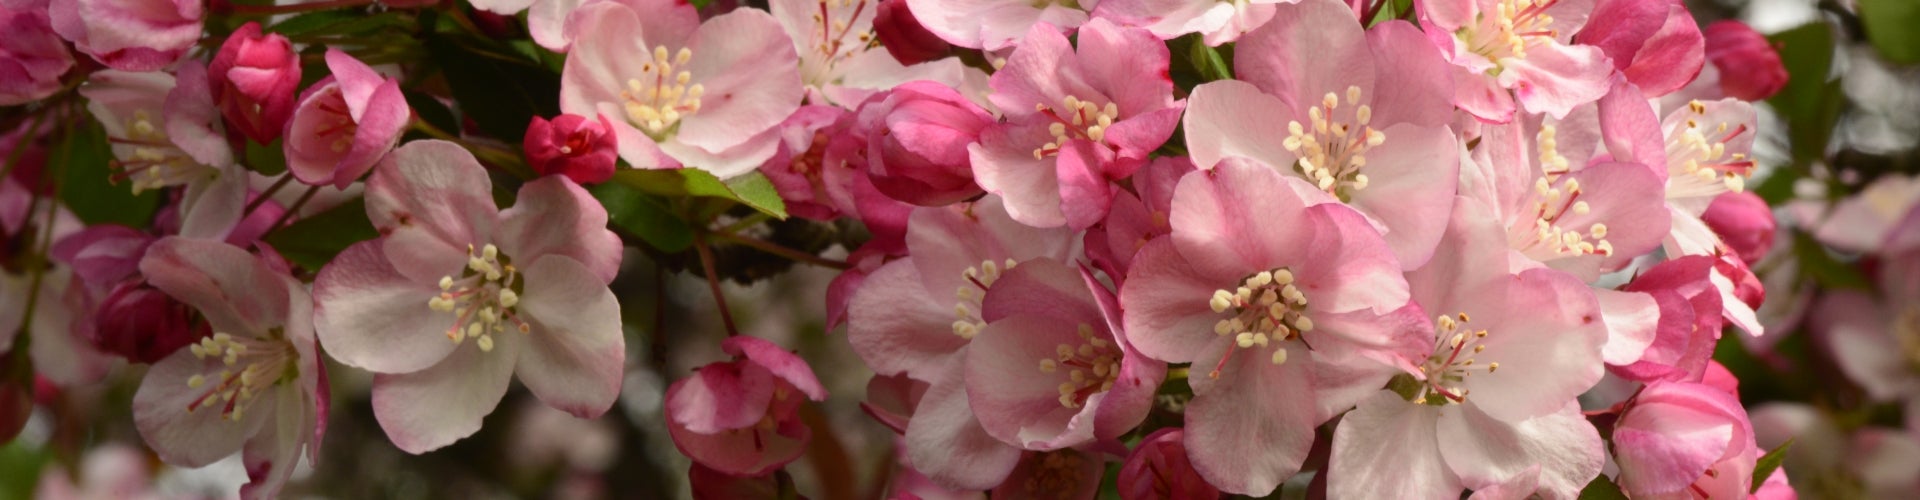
1858 0 1920 64
687 0 712 9
405 90 461 139
1791 231 1871 290
1187 36 1234 82
608 169 789 219
425 35 561 143
588 182 693 252
263 198 379 271
1577 474 1628 500
0 441 51 499
1751 438 1793 493
269 10 413 38
55 121 162 227
245 140 288 176
1765 22 1844 167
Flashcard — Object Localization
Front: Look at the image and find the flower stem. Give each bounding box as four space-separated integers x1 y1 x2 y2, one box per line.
692 231 739 337
241 172 296 220
226 0 376 16
263 185 322 236
708 231 850 270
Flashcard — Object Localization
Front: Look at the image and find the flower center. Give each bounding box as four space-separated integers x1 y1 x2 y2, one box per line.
182 331 299 422
950 258 1020 339
312 90 359 154
1412 312 1499 405
1037 323 1120 408
1459 0 1562 66
426 244 527 353
108 110 210 194
1031 95 1120 159
1667 100 1756 195
621 46 706 139
801 0 876 86
1516 174 1613 258
1284 86 1385 199
1204 267 1313 378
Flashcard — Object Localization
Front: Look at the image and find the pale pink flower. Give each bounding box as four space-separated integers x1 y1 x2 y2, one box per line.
1574 0 1703 98
1655 99 1758 216
1093 0 1286 45
1812 220 1920 410
905 0 1088 50
560 0 802 178
209 23 302 145
846 196 1076 488
49 0 200 71
1466 117 1668 281
1119 160 1426 495
312 140 625 454
971 19 1184 229
1183 0 1460 268
82 64 233 194
130 237 326 500
1117 428 1218 500
0 2 73 106
466 0 589 51
1612 380 1759 498
1417 0 1612 121
284 50 411 189
1328 198 1607 499
666 336 827 476
965 260 1164 450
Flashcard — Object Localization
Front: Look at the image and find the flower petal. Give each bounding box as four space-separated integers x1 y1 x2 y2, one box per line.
1329 391 1460 499
498 177 623 283
313 240 458 374
370 331 518 454
514 255 625 418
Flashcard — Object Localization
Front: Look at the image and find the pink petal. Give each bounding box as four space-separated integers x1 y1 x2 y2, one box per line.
1344 123 1458 269
965 313 1100 449
1119 239 1235 364
1295 203 1412 316
979 258 1100 323
133 347 270 467
987 21 1081 119
514 256 625 418
1055 140 1115 230
1181 79 1295 170
669 361 776 434
968 121 1066 228
724 336 828 401
1329 392 1460 498
1365 20 1456 128
1168 159 1315 280
666 380 811 476
312 240 458 374
905 195 1076 300
498 176 623 284
1181 339 1318 496
1461 268 1607 422
846 260 969 380
364 140 500 248
1501 42 1611 119
1594 288 1659 366
237 389 313 500
1235 0 1373 115
675 9 804 156
371 333 518 454
1436 402 1604 498
139 237 289 335
1073 18 1176 118
903 364 1022 489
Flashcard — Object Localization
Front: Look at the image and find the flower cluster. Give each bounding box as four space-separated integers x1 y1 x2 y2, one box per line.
8 0 1898 496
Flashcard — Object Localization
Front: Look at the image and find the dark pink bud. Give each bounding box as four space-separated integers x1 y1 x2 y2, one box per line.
1701 191 1775 264
525 114 618 184
853 81 992 206
872 0 950 66
1704 21 1788 101
90 280 204 364
210 22 301 144
1118 428 1219 500
0 2 74 106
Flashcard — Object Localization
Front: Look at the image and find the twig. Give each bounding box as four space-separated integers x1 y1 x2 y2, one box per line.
263 185 322 236
692 232 739 336
241 172 296 219
708 231 850 270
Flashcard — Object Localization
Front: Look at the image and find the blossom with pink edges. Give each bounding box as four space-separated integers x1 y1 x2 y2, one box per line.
666 336 828 476
284 50 411 189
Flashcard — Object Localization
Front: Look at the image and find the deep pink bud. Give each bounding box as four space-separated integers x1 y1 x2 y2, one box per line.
1702 191 1775 264
872 0 950 66
0 2 74 106
525 114 618 185
853 81 992 206
90 280 204 364
209 22 301 144
1118 428 1219 500
1704 21 1789 101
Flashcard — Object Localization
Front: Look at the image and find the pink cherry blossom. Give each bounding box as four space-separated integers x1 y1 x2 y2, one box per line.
1417 0 1611 121
762 105 866 219
1574 0 1703 98
1812 225 1920 408
560 0 802 178
666 336 827 476
1609 256 1722 383
284 49 411 189
1612 380 1759 498
0 1 74 106
873 0 952 65
49 0 201 71
1117 428 1218 500
82 65 233 194
1328 198 1606 499
312 140 625 454
854 81 994 206
965 260 1164 450
1085 156 1189 283
845 196 1076 488
130 237 326 500
905 0 1088 50
1467 117 1669 281
971 19 1184 229
210 23 302 145
1119 160 1426 495
525 113 619 184
1703 20 1788 101
1657 98 1757 216
1794 174 1920 254
1183 0 1460 268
